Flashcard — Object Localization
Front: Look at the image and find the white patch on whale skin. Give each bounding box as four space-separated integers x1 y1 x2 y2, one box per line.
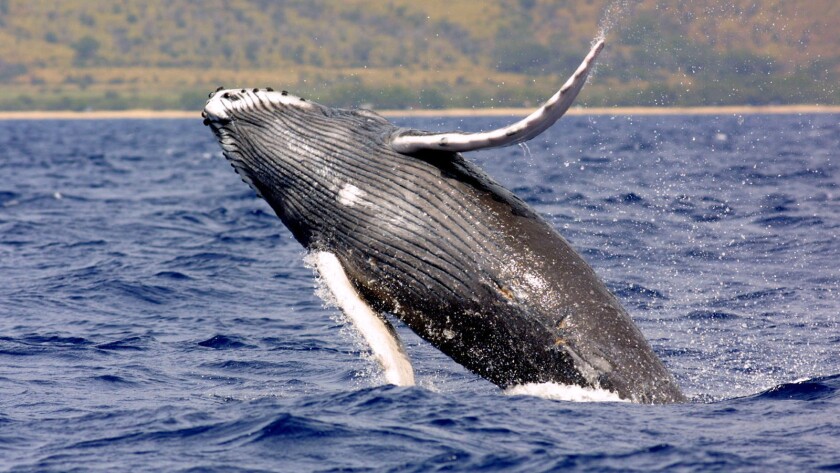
504 382 627 403
523 271 547 291
310 251 415 387
204 94 231 120
337 183 365 207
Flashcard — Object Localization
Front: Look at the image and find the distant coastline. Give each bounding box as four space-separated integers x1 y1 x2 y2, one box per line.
1 105 838 121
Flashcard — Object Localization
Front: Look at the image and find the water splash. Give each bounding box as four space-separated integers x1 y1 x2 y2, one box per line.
505 382 627 403
596 0 643 43
518 142 532 161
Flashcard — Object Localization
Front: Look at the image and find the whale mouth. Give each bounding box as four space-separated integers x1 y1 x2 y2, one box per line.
202 87 312 127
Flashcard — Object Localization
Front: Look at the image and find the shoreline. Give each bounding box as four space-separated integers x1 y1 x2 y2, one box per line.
0 105 838 120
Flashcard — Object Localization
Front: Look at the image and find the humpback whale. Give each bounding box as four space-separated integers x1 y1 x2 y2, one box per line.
203 39 686 403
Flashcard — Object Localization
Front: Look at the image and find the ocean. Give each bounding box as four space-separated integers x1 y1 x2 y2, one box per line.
0 113 838 471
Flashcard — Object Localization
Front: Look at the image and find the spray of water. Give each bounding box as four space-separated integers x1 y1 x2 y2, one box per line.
518 142 532 161
596 0 643 44
505 382 628 403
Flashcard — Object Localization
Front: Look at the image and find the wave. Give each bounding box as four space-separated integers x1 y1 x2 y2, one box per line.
197 334 256 350
750 375 840 402
505 375 840 404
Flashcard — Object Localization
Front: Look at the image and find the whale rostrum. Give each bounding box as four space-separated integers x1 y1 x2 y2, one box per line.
203 38 687 403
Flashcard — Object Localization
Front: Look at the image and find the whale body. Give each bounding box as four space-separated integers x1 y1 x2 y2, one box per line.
203 39 686 403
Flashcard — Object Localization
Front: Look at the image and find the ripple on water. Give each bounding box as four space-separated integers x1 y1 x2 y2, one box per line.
0 115 837 472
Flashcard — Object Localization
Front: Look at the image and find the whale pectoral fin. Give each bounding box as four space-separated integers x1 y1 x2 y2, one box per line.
313 251 416 387
389 39 605 154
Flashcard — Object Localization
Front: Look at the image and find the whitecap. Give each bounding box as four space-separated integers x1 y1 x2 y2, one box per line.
504 382 628 403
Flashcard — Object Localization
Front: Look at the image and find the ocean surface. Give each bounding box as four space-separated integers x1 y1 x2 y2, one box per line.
0 113 838 472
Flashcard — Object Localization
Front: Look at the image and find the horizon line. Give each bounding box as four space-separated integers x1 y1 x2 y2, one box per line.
1 104 838 120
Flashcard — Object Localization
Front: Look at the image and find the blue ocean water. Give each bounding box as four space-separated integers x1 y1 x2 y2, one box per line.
0 113 838 472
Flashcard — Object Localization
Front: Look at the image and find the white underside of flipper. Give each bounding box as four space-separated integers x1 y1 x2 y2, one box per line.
312 251 416 386
390 39 605 154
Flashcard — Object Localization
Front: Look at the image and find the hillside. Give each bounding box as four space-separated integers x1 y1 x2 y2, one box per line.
0 0 837 111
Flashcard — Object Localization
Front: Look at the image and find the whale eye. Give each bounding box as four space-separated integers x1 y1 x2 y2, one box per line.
223 92 230 99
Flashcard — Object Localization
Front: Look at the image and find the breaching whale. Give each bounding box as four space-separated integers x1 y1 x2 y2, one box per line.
202 39 686 403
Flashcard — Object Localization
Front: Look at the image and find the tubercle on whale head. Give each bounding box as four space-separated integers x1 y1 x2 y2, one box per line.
203 87 314 125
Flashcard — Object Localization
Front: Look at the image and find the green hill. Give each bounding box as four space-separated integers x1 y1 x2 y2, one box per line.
0 0 837 111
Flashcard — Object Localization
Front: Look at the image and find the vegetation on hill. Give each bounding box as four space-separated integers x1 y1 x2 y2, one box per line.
0 0 837 111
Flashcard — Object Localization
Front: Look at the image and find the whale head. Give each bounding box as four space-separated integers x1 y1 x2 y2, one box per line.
202 87 396 245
